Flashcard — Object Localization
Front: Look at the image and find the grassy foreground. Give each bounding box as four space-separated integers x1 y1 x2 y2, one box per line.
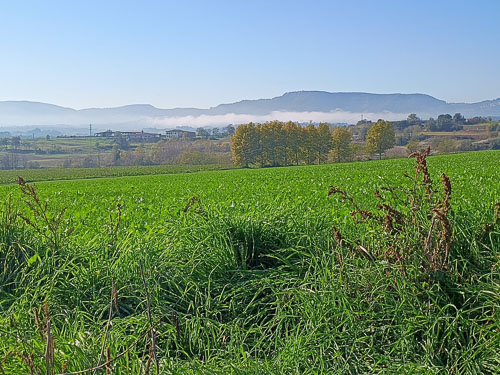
0 151 499 374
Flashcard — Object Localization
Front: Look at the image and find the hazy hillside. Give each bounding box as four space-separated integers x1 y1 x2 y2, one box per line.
1 92 499 130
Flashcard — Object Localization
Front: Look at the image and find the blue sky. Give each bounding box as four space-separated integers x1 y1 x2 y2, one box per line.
0 0 499 109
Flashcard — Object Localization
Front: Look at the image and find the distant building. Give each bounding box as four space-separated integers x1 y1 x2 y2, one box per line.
165 129 196 139
95 130 162 142
95 130 114 137
125 131 162 142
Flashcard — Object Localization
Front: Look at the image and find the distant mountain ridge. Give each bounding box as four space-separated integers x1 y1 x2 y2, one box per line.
1 91 499 130
210 92 451 115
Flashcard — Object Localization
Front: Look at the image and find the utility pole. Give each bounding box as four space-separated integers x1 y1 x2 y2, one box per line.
89 124 92 137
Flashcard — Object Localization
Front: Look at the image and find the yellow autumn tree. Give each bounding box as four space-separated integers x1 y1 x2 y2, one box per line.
230 123 259 167
231 121 335 167
316 122 332 164
301 124 318 164
258 121 285 167
282 121 302 165
329 126 352 162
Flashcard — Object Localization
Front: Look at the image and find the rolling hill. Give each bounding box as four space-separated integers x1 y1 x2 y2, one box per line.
1 91 499 131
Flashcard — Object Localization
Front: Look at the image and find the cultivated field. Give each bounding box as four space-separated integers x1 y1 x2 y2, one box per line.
0 164 231 185
0 151 499 374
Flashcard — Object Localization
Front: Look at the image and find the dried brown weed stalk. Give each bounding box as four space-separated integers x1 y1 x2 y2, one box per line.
329 147 456 271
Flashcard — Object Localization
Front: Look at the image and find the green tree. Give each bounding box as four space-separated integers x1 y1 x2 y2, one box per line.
436 114 454 131
114 132 130 150
453 113 465 125
197 128 210 138
426 117 436 131
407 113 420 124
112 144 121 165
225 125 235 136
366 120 396 160
329 127 352 162
11 136 21 148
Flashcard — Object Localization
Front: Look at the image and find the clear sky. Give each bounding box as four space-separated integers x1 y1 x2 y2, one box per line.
0 0 499 109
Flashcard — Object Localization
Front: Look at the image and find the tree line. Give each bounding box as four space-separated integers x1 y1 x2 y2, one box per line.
230 120 395 167
230 122 330 167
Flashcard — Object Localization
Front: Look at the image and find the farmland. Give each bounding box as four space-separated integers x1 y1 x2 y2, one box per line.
0 150 499 374
0 163 231 185
0 135 232 170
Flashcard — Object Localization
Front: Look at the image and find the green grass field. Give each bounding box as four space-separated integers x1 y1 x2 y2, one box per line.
0 151 499 374
0 164 231 185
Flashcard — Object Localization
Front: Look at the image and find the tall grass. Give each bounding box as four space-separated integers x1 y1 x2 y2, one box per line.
0 151 498 374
